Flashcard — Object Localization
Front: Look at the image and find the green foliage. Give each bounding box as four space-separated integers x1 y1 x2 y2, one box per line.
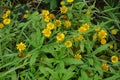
0 0 120 80
44 0 58 10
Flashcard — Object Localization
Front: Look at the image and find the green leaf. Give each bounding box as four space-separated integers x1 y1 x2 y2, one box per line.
92 44 110 55
44 0 50 3
62 71 74 80
94 73 102 80
59 61 65 78
88 58 93 66
39 66 49 77
63 58 83 65
29 51 39 67
62 66 75 80
80 43 85 53
81 70 89 80
102 7 120 13
73 2 86 10
93 56 103 76
38 77 46 80
30 30 44 48
50 0 57 9
0 62 29 77
59 47 66 58
43 58 55 68
40 43 62 57
67 7 73 19
46 68 59 80
11 71 17 80
104 74 120 80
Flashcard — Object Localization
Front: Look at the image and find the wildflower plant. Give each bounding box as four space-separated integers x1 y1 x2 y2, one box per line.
0 0 120 80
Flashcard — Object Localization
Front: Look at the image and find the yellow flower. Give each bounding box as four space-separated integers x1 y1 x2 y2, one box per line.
42 10 49 16
101 62 109 71
43 16 50 22
23 14 28 18
78 35 84 40
75 54 82 60
2 13 8 19
67 0 74 3
60 1 65 5
109 44 113 49
78 27 87 33
46 22 55 30
111 56 118 63
111 29 117 35
16 42 26 52
42 29 51 37
82 23 90 30
65 40 72 48
60 6 68 14
64 21 71 28
55 20 62 27
6 10 11 15
95 27 101 31
100 39 106 44
49 13 55 20
0 23 4 28
98 30 107 39
56 33 65 42
3 18 11 25
86 10 90 15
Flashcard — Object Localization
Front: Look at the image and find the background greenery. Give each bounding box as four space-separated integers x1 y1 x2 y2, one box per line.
0 0 120 80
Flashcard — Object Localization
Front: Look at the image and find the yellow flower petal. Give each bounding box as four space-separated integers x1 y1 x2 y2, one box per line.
16 42 26 52
111 56 118 63
3 18 11 25
65 40 72 48
75 54 82 60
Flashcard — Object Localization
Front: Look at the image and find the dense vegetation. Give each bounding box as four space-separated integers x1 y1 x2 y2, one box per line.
0 0 120 80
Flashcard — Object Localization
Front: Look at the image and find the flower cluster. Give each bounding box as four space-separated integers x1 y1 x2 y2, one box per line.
0 10 11 29
93 27 108 45
78 23 90 33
